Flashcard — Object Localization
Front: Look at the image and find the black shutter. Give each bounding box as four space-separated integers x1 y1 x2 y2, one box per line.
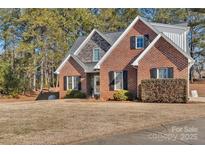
168 68 173 78
144 34 149 48
150 68 157 79
130 36 136 49
109 71 114 91
123 70 128 90
63 76 67 91
77 76 81 90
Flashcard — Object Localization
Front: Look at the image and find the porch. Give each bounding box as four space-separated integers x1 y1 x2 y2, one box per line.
86 73 100 98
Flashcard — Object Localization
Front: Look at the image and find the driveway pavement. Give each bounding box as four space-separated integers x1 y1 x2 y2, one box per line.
84 117 205 145
189 97 205 103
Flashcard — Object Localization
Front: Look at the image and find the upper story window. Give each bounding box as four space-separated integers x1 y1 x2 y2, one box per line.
93 48 100 62
130 35 149 49
136 35 144 49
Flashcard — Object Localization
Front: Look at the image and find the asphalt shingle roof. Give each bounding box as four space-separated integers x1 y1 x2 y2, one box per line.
70 36 86 54
103 31 124 44
67 30 124 72
56 16 192 74
70 30 124 55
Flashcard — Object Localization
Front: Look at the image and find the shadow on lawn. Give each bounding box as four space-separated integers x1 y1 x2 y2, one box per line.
36 90 59 100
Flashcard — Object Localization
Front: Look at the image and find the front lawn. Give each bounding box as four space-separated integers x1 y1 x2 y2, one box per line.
0 100 205 144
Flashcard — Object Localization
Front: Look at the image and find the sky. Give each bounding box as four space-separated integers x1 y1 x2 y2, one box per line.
0 41 4 54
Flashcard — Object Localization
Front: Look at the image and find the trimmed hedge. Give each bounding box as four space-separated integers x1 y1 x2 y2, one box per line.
64 90 86 99
140 79 188 103
113 90 133 101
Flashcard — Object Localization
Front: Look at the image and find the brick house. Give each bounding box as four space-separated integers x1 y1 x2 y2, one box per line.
55 16 194 100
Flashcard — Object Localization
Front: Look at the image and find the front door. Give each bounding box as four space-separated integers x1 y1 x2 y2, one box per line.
94 75 100 95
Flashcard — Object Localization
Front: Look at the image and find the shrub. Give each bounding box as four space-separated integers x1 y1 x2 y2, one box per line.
140 79 188 103
65 90 86 99
113 90 133 101
11 91 20 98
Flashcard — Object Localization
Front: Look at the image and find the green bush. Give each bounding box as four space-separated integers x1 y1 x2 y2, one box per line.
140 79 188 103
113 90 133 101
11 91 20 98
65 90 86 99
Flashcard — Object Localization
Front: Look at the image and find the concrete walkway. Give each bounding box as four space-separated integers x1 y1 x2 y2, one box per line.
189 97 205 103
84 117 205 145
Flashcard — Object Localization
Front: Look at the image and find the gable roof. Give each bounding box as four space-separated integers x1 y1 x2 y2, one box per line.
70 55 99 73
131 33 194 66
55 15 193 74
104 31 124 44
94 16 159 69
55 29 123 74
73 29 99 56
149 22 189 34
94 16 192 69
70 36 86 54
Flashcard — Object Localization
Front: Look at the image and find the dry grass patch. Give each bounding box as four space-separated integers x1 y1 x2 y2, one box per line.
0 101 205 144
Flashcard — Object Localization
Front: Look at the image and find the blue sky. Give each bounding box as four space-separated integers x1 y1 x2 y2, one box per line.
0 41 3 54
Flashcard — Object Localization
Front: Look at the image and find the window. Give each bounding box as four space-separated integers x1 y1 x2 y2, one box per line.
150 68 173 79
114 72 123 90
150 67 173 79
158 68 169 79
93 48 100 62
136 36 144 49
67 76 79 90
73 77 79 90
68 77 73 89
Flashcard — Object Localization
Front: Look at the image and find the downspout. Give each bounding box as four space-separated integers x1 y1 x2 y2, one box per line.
188 60 195 99
187 27 195 99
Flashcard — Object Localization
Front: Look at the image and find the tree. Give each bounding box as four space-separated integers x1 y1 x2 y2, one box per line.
0 8 99 94
0 8 204 97
188 9 205 80
154 8 188 24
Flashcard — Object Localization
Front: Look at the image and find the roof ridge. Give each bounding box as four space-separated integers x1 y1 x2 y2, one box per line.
149 21 189 30
94 29 113 45
94 16 160 69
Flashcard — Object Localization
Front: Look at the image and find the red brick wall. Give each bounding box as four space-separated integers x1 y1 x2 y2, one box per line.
138 37 188 96
58 57 87 98
58 19 189 100
100 20 157 100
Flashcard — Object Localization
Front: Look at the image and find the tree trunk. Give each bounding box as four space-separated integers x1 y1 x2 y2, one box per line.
33 56 36 91
56 74 59 88
40 61 44 91
52 67 55 87
33 72 36 91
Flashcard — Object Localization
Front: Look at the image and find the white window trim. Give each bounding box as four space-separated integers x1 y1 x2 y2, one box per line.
114 71 123 90
93 48 100 62
94 75 100 95
157 68 169 79
136 35 144 49
66 76 78 90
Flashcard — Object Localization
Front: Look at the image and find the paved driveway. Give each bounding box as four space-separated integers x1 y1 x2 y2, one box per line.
84 117 205 145
190 97 205 103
